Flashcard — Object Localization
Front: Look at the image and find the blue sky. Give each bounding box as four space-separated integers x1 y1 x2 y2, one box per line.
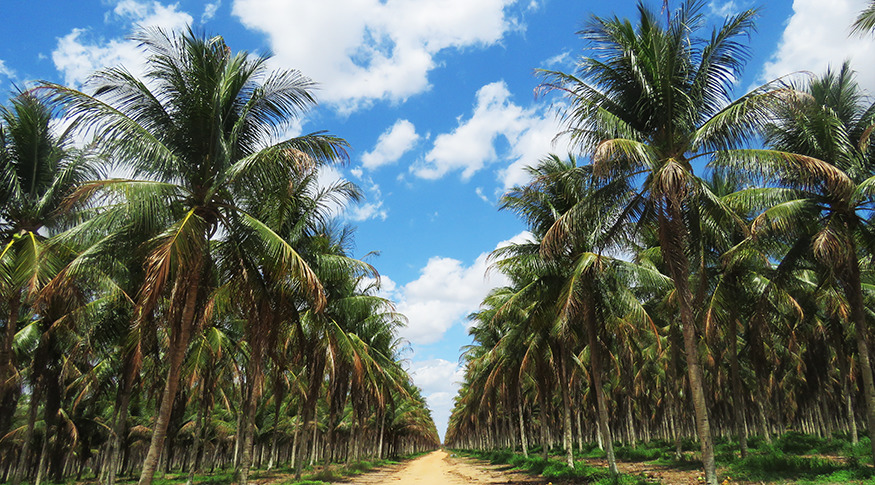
2 0 873 440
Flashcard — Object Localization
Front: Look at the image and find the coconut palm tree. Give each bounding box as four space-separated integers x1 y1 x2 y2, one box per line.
0 91 99 485
537 2 780 481
44 27 348 485
499 153 670 475
727 62 875 463
852 1 875 35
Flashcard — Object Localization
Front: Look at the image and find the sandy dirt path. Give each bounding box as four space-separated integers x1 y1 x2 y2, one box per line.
341 450 547 485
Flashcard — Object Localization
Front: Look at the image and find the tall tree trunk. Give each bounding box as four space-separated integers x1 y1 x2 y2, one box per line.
660 201 717 485
832 316 859 444
138 267 203 485
517 384 528 458
727 301 748 458
295 350 325 479
267 374 284 470
377 409 386 460
186 362 214 485
557 348 574 468
0 292 21 441
537 376 549 461
11 330 51 485
236 310 269 485
584 287 618 475
106 346 139 485
843 253 875 464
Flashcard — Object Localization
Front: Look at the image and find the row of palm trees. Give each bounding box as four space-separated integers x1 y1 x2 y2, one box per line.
0 28 438 485
445 2 875 484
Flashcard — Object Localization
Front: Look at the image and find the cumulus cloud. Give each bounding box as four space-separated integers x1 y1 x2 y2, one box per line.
758 0 875 91
201 1 222 22
347 201 388 222
315 165 388 222
414 80 567 188
52 1 193 87
543 50 572 68
232 0 523 111
394 254 500 344
0 59 15 80
709 1 740 17
362 119 420 170
408 358 465 438
388 231 532 345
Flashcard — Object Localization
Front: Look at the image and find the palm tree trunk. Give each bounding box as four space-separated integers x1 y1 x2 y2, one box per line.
537 376 549 461
11 386 38 485
832 316 859 444
138 268 203 485
584 289 618 475
728 305 748 458
560 372 574 468
185 362 214 485
267 374 284 470
554 346 574 468
290 400 302 474
660 202 717 485
34 426 50 485
517 385 528 458
295 351 325 479
377 409 385 460
11 333 50 485
0 292 21 441
237 312 269 485
843 254 875 464
107 347 138 485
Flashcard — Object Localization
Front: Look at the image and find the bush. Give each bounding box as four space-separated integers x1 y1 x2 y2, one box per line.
728 451 861 481
615 444 664 462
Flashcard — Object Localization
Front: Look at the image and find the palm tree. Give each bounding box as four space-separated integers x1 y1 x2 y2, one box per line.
731 62 875 463
499 153 669 475
537 2 777 482
45 27 348 485
0 91 98 485
852 1 875 35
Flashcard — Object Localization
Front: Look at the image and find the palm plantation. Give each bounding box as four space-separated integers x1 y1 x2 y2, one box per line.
448 1 875 485
0 28 438 485
5 1 875 485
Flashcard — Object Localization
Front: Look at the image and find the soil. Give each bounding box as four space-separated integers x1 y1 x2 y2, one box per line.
583 457 704 484
339 450 548 485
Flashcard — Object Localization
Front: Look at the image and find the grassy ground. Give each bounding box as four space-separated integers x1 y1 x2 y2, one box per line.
22 452 428 485
453 431 875 484
454 448 651 484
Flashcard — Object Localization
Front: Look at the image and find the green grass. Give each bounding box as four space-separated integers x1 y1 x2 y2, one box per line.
70 454 413 485
452 432 875 484
455 448 650 484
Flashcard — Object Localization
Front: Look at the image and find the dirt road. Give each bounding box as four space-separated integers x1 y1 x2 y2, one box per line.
342 450 547 484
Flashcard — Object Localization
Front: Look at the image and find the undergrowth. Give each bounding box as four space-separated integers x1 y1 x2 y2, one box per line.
454 431 875 484
455 448 650 484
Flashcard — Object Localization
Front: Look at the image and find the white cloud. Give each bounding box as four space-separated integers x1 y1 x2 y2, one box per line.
202 1 222 22
52 1 193 87
543 50 571 68
362 119 420 170
415 80 567 188
408 358 465 438
347 201 388 222
232 0 523 111
759 0 875 92
709 1 740 17
316 166 389 222
395 254 499 344
360 274 399 300
389 232 531 345
0 59 15 80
